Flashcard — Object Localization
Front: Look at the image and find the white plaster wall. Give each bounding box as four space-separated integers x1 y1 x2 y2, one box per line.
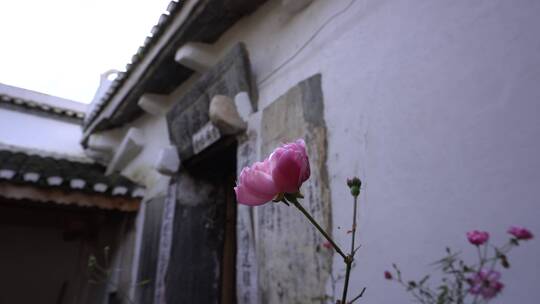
98 75 199 198
100 79 199 298
0 108 85 156
121 113 171 197
210 0 540 302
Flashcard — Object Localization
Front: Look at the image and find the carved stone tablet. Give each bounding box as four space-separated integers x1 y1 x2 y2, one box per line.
257 74 332 304
167 43 256 161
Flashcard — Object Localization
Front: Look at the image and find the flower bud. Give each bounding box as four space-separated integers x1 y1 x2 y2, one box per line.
347 177 361 188
347 177 361 197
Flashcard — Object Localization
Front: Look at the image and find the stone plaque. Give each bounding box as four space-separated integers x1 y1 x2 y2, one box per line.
257 74 332 304
192 122 221 154
167 43 256 161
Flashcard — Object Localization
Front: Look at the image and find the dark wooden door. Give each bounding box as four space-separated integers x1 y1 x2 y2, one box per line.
221 174 237 304
165 139 237 304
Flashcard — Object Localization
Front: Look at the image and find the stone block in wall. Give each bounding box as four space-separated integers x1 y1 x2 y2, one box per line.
167 43 257 162
257 74 332 304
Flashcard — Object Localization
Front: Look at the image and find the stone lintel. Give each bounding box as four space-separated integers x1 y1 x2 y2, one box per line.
175 42 217 73
167 43 257 162
138 93 170 116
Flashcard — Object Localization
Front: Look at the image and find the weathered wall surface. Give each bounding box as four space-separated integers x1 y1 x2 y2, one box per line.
256 75 332 304
211 0 540 303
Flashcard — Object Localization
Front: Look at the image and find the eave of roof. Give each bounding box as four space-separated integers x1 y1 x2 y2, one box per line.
0 182 140 212
0 144 144 211
82 0 186 135
81 0 267 145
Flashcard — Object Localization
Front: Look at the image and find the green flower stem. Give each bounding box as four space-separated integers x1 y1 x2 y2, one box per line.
342 194 359 304
350 195 358 255
288 190 362 304
342 259 353 303
289 197 347 260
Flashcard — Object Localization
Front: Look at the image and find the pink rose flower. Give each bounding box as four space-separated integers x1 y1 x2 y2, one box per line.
508 226 534 240
269 139 310 194
235 139 310 206
467 230 489 245
235 160 278 206
468 270 504 299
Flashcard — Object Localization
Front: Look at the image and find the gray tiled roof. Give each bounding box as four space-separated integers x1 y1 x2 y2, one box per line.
0 144 144 199
0 83 86 123
0 93 85 123
83 0 183 128
81 0 267 141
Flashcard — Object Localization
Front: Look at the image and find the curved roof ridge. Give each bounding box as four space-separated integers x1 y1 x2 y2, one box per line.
0 142 93 164
0 84 86 122
0 82 86 112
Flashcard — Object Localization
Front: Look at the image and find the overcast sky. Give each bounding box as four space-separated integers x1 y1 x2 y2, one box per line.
0 0 171 104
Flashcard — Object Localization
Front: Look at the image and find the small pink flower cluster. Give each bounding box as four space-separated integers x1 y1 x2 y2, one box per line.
387 226 533 302
468 270 504 300
235 139 310 206
466 226 534 245
464 226 534 299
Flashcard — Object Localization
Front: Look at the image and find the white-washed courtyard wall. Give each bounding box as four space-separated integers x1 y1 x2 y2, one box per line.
96 1 540 302
206 0 540 302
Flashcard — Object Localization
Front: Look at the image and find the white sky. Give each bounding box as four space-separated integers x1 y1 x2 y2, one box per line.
0 0 171 104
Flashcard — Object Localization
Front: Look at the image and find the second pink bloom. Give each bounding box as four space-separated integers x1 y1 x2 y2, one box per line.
269 139 311 194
